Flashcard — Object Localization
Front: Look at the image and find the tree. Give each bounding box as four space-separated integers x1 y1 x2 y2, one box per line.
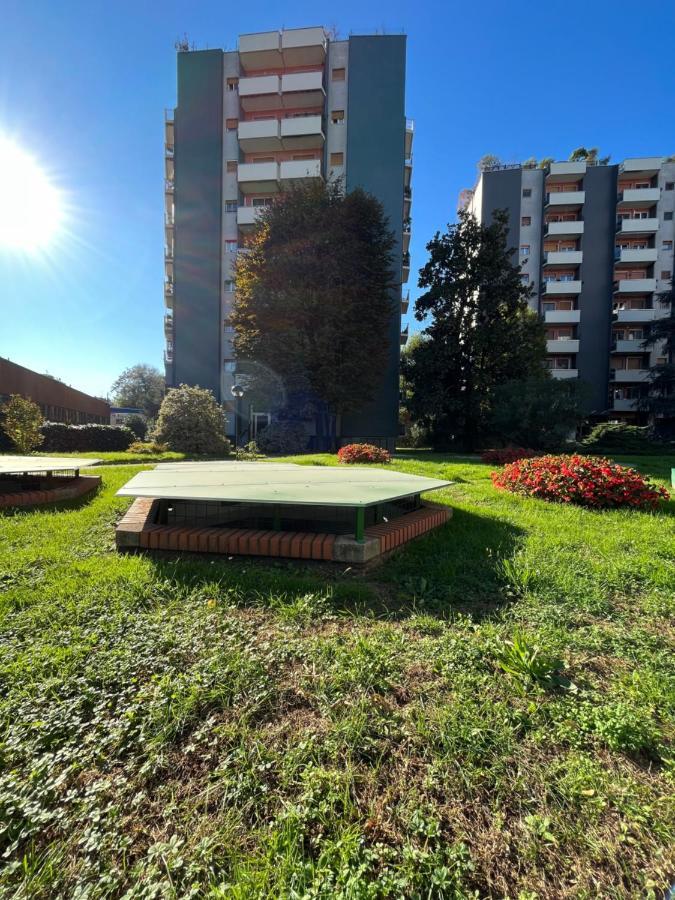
640 282 675 433
1 395 44 453
153 384 231 456
489 377 589 449
124 414 147 441
477 154 501 172
110 364 165 418
568 147 610 165
231 180 396 442
404 208 547 449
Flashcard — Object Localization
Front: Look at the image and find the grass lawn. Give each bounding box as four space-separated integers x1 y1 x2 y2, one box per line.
0 452 673 898
33 449 187 465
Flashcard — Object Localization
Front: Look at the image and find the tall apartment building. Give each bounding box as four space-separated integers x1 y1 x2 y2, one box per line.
467 157 675 422
163 27 412 448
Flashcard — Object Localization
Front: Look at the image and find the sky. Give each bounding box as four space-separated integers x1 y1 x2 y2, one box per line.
2 0 674 399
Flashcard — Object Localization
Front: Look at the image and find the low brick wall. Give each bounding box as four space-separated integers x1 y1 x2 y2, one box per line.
116 498 451 563
0 475 101 509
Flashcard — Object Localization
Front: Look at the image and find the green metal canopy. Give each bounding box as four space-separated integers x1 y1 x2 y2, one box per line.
0 455 101 474
116 461 451 508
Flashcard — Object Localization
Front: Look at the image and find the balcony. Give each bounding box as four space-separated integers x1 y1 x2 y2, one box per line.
544 190 585 209
402 224 411 254
237 205 263 230
612 397 639 412
239 75 282 112
546 339 579 353
279 158 322 186
543 250 582 267
281 27 327 67
546 161 587 181
404 158 412 188
237 161 280 193
402 252 410 283
617 187 660 207
164 314 174 337
280 71 325 109
551 368 578 379
400 326 409 346
164 346 174 364
405 119 414 158
401 291 409 315
280 114 324 149
403 188 412 220
614 278 656 294
614 308 656 323
616 217 659 235
164 280 174 310
610 369 650 383
620 157 662 178
542 280 582 295
545 220 584 239
544 309 580 324
238 119 281 151
165 178 174 195
612 339 645 352
614 247 658 265
165 155 174 181
239 30 284 71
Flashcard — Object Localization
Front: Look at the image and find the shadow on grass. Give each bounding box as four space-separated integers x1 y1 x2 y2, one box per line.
143 504 524 623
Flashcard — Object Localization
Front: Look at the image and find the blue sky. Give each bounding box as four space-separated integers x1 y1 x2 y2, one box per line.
2 0 674 398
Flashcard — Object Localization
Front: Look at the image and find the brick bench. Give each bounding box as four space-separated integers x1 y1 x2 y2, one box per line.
0 475 101 510
116 498 451 563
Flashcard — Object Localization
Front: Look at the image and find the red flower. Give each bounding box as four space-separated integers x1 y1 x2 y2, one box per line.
337 443 391 465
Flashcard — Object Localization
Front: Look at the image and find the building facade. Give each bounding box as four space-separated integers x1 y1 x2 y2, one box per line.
0 357 110 425
164 27 412 448
467 157 675 421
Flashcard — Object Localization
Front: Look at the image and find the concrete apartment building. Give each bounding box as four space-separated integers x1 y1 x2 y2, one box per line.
467 157 675 422
163 26 412 448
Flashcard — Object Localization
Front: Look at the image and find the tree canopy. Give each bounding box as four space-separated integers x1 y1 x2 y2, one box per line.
110 364 165 418
230 180 396 439
640 282 675 430
1 394 44 453
401 208 547 449
153 385 230 456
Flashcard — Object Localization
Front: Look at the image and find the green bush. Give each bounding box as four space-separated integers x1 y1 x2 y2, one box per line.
489 377 588 449
1 395 44 453
128 440 168 454
581 423 670 456
40 422 134 452
124 414 147 441
153 384 231 456
256 421 307 455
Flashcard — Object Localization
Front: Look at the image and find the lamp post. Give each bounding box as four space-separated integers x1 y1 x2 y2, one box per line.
230 382 245 448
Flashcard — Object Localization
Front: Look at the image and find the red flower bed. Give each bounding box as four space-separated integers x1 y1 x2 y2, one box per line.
337 443 391 465
492 454 669 510
481 447 539 465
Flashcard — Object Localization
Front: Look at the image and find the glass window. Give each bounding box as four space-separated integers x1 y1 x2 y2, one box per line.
225 118 238 131
329 152 344 166
522 188 532 198
225 200 237 212
226 78 238 91
224 240 238 252
521 216 531 226
520 244 530 255
226 161 238 173
665 182 674 191
332 68 345 81
665 212 674 221
331 110 345 124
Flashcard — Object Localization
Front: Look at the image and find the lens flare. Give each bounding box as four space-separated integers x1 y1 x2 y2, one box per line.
0 137 64 252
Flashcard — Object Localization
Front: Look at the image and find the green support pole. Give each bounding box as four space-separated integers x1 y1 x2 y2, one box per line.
355 507 365 543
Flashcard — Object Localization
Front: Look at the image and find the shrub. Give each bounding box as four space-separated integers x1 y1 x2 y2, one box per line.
256 421 306 455
337 443 391 465
492 454 669 510
124 414 147 441
481 447 539 465
581 422 670 456
128 440 168 454
489 376 589 450
1 394 44 453
153 384 231 456
40 422 134 452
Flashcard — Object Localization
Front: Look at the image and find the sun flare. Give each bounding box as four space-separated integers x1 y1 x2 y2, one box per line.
0 137 64 252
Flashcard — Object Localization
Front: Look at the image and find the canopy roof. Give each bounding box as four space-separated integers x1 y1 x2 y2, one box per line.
0 455 100 474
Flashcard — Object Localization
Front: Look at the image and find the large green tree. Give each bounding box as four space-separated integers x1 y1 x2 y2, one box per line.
230 180 396 442
1 395 44 453
640 282 675 432
110 364 164 418
403 208 547 449
153 385 230 456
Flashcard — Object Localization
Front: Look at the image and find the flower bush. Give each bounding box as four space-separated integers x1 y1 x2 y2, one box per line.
492 454 669 510
337 443 391 465
481 447 539 465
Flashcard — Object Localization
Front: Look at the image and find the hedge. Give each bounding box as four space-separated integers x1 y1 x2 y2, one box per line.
40 422 135 452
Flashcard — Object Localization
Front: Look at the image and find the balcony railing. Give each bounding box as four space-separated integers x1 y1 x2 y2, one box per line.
400 325 409 346
616 217 659 234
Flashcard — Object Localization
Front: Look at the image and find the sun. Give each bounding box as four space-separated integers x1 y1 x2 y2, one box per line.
0 137 64 252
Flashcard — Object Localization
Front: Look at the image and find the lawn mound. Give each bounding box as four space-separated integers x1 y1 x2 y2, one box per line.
492 453 669 509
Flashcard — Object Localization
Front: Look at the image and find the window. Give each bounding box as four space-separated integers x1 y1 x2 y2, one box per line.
520 274 529 284
226 78 238 91
522 188 532 198
663 240 673 250
520 244 530 256
331 109 345 124
656 356 667 365
329 152 344 166
225 118 238 131
661 270 672 280
521 216 531 226
224 279 235 292
543 302 555 312
252 197 272 207
665 182 674 191
225 200 237 213
224 240 238 253
332 67 345 81
226 161 238 173
223 360 236 373
664 212 673 221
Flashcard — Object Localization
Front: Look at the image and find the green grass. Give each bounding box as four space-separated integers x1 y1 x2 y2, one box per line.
32 449 187 465
0 453 673 898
